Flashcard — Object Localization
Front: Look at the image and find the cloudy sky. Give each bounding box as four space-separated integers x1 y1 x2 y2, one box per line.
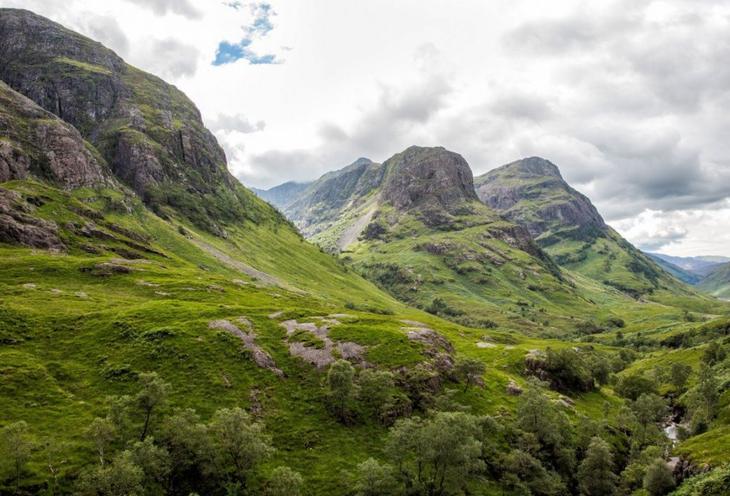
3 0 729 256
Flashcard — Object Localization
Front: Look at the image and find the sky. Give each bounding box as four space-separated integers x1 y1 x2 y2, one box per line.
2 0 729 257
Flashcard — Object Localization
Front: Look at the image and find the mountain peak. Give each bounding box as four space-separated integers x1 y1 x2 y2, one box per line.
382 146 478 212
505 157 563 178
475 157 604 239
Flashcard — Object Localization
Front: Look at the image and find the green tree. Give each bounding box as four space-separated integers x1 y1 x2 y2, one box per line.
158 409 213 494
702 341 726 366
1 421 33 492
129 437 171 494
87 417 117 466
385 411 485 495
267 466 303 496
687 363 719 426
353 458 398 496
209 407 273 488
501 449 565 496
136 373 169 441
643 458 675 496
615 373 657 401
77 451 144 496
357 369 395 420
631 394 667 430
669 363 692 392
455 358 486 392
327 360 356 421
516 380 575 476
577 437 617 496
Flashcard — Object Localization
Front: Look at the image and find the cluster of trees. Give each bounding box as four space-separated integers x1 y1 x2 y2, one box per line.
325 358 485 425
525 347 625 394
351 379 679 496
0 373 302 496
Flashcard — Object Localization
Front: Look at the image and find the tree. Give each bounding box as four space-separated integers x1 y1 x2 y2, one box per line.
327 360 355 421
455 358 486 392
696 363 720 416
353 458 398 496
591 356 611 386
502 449 565 496
516 379 575 476
87 417 117 466
209 407 272 488
702 341 726 366
136 373 169 441
385 412 485 495
77 451 144 496
631 394 667 430
643 458 675 496
1 421 33 492
615 373 657 401
267 466 303 496
669 363 692 392
129 437 171 493
357 369 395 420
577 437 617 496
158 409 213 495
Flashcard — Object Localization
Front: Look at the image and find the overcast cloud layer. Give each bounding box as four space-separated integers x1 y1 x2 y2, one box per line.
1 0 728 256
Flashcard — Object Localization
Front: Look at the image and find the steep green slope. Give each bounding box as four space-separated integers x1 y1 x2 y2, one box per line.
698 263 730 300
475 157 710 304
0 178 637 495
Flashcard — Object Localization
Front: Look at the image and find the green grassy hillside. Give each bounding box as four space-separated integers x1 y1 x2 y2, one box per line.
698 263 730 300
1 179 635 495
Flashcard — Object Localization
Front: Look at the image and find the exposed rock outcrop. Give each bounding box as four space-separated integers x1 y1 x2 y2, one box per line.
0 8 273 233
0 81 110 188
382 146 479 213
0 188 65 249
475 157 606 239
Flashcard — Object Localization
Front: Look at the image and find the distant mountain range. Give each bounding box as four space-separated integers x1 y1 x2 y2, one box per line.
647 253 730 298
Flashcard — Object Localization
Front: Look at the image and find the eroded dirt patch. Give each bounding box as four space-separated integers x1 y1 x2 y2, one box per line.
209 318 283 377
279 317 367 369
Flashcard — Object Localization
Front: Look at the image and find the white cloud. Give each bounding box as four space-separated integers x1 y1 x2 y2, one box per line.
1 0 728 256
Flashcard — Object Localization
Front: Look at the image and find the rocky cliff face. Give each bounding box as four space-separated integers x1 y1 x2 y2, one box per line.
283 158 385 237
0 8 269 233
475 157 605 239
0 81 110 188
382 146 478 213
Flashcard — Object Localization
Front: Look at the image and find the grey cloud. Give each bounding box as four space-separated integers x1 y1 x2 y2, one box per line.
489 92 553 122
208 114 265 134
80 14 130 57
138 38 199 78
124 0 202 19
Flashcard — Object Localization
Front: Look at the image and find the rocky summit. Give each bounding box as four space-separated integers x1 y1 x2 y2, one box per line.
381 146 479 213
475 156 606 240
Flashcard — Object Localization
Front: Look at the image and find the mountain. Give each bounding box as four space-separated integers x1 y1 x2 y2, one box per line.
0 8 273 237
474 156 606 239
698 262 730 300
647 254 704 285
648 253 729 278
267 146 655 332
3 9 730 495
475 157 695 299
251 181 311 210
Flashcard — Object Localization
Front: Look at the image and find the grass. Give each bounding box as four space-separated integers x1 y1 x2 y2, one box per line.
0 179 678 494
